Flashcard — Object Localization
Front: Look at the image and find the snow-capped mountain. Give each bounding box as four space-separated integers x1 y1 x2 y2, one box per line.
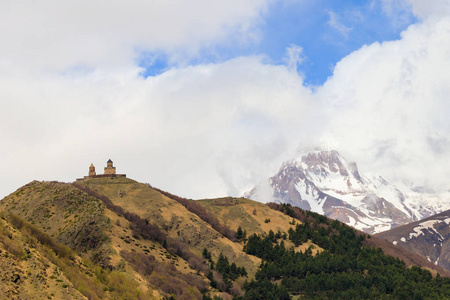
376 210 450 271
246 147 450 234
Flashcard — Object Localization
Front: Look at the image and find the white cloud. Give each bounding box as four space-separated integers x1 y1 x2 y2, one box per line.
327 11 352 39
381 0 450 25
0 56 316 198
408 0 450 20
283 44 304 73
318 14 450 190
380 0 415 28
0 0 271 72
0 0 279 198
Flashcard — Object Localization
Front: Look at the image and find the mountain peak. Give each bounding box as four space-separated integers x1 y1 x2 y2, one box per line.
247 147 445 234
292 148 354 181
296 140 335 155
316 140 334 152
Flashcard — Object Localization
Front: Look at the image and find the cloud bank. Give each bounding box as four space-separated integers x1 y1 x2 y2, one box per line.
319 8 450 190
0 0 270 71
1 0 450 199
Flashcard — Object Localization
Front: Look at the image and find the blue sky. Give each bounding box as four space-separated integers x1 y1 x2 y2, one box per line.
140 0 416 85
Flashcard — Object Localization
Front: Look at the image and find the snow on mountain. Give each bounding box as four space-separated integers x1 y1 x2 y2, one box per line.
246 147 450 234
376 210 450 271
402 188 450 220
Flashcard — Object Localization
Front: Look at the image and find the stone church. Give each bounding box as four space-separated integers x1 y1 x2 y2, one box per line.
81 159 126 179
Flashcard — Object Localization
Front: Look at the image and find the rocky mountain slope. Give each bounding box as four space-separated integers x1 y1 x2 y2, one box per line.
247 147 450 234
376 209 450 271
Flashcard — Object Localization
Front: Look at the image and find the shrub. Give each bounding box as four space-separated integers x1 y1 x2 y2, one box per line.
122 250 204 299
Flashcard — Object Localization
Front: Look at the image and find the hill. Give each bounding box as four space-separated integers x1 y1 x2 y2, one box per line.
0 178 274 299
243 203 450 298
376 209 450 271
1 177 450 299
76 177 264 278
196 197 323 255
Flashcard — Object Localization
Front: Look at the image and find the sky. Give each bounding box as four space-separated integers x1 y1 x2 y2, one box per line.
1 0 450 199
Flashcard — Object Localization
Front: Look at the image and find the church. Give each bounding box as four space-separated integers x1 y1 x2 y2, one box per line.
80 159 126 179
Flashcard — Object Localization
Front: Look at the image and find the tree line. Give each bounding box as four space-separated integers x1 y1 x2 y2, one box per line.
239 203 450 299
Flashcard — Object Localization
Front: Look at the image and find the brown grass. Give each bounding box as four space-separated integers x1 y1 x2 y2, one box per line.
77 178 261 279
147 185 237 241
197 198 296 238
121 250 205 299
72 183 210 276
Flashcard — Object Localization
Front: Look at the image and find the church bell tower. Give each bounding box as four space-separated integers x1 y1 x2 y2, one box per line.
104 159 116 175
89 163 96 176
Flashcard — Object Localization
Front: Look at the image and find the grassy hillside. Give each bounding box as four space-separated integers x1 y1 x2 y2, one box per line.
1 178 270 298
77 177 261 278
197 197 323 255
0 180 213 299
1 181 110 263
197 197 294 235
0 215 85 299
2 177 450 299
